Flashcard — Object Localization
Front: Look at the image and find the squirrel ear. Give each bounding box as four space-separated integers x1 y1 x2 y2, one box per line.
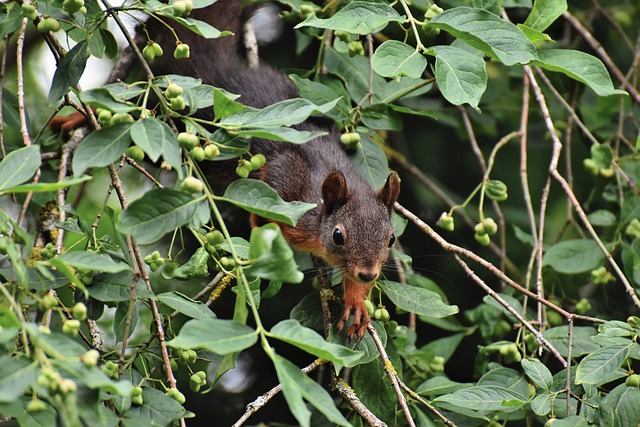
322 171 349 215
378 172 400 212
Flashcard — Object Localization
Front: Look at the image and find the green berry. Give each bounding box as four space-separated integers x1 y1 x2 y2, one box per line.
474 222 486 235
110 113 134 125
132 394 144 405
438 213 455 231
81 349 100 368
167 388 186 404
173 0 186 16
151 42 163 57
142 44 156 61
474 232 490 246
72 302 87 320
170 95 186 111
37 17 61 33
183 0 193 14
583 158 599 175
348 41 364 57
132 386 143 397
625 219 640 239
177 132 199 149
204 144 220 160
373 307 390 322
206 230 225 246
21 3 38 20
62 319 81 336
98 109 113 125
499 343 521 364
40 293 58 310
424 3 443 19
334 30 350 43
194 370 207 382
364 299 375 316
178 350 190 365
63 0 84 14
174 43 190 59
485 180 508 202
626 374 640 387
27 399 47 413
546 310 563 326
187 349 197 363
627 316 640 329
125 146 145 163
575 298 592 315
481 218 498 235
236 164 250 178
340 132 360 149
165 83 183 99
180 176 204 193
429 356 445 372
249 153 266 170
190 146 205 162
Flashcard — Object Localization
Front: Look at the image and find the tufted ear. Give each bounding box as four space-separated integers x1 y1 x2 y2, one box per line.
378 172 400 212
322 171 349 216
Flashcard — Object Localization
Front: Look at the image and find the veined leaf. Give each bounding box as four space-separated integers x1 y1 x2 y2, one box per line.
168 318 258 355
0 145 41 191
429 45 487 109
72 122 133 176
378 280 458 318
371 40 427 80
429 7 538 66
295 2 404 35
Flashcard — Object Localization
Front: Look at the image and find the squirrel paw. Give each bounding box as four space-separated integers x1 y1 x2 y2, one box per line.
337 303 370 341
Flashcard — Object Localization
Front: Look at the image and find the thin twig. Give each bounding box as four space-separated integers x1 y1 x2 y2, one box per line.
366 323 416 427
16 18 31 146
232 361 322 427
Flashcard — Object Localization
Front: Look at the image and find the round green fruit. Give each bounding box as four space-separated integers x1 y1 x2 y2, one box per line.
174 43 190 59
165 83 183 98
177 132 199 150
204 144 220 159
180 176 204 193
190 146 205 162
125 146 145 163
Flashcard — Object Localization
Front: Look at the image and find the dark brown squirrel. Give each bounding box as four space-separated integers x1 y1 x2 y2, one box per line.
54 0 400 339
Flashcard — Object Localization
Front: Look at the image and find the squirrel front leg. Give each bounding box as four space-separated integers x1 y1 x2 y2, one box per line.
337 278 372 340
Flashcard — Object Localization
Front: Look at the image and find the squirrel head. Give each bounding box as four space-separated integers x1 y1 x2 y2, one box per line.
319 171 400 285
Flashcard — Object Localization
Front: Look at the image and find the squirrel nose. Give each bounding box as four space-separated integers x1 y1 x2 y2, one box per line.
358 272 378 283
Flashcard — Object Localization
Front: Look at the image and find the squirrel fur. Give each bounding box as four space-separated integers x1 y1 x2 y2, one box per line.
59 0 401 339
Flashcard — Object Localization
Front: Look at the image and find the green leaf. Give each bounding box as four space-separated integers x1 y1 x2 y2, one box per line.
532 49 627 97
114 301 138 344
0 2 21 37
543 326 599 357
235 127 327 143
591 142 614 169
273 354 351 427
100 28 119 58
350 133 389 189
78 88 138 113
542 239 605 274
72 122 133 176
429 45 487 109
622 240 640 286
0 145 41 191
219 236 251 259
157 291 216 320
434 385 526 411
213 88 244 119
295 2 404 35
588 210 617 227
517 24 553 42
371 40 427 80
597 382 640 427
58 251 130 273
521 358 553 391
88 272 154 302
130 118 172 163
523 0 567 31
48 41 89 103
33 330 87 358
162 15 228 38
353 358 397 422
378 280 459 318
57 360 132 396
270 319 363 366
168 318 258 355
576 344 630 385
171 247 209 279
220 179 315 226
124 387 187 426
245 224 304 283
429 7 538 66
360 104 402 130
0 357 37 402
289 75 351 124
220 98 339 128
0 175 92 196
530 392 552 416
118 189 202 245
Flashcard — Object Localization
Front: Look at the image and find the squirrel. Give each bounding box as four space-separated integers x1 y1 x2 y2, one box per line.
53 0 400 339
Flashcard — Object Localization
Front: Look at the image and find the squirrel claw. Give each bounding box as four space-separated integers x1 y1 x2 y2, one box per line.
337 304 370 341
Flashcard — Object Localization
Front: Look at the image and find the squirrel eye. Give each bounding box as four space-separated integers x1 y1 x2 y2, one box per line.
388 234 396 247
332 227 345 246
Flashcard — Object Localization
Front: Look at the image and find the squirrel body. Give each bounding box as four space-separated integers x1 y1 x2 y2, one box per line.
61 0 401 338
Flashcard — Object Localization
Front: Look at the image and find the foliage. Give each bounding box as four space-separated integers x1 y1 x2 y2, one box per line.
0 0 639 426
